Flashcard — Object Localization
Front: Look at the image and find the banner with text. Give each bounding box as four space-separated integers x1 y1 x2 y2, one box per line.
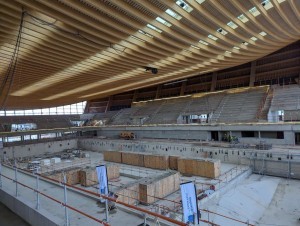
96 165 108 203
180 181 199 224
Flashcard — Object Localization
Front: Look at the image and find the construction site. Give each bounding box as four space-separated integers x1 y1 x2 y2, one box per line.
1 134 300 226
1 0 300 225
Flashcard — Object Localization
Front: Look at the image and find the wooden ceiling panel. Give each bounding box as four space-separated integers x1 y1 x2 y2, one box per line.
0 0 299 109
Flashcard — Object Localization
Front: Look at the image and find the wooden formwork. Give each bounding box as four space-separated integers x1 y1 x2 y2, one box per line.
79 164 120 187
116 183 139 205
178 158 221 178
121 152 144 167
169 155 180 170
139 172 180 204
44 168 81 185
103 151 122 163
144 154 169 170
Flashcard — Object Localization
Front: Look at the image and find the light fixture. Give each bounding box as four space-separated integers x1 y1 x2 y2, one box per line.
145 66 158 74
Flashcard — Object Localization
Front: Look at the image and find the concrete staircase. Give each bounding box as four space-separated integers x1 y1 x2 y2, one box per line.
259 88 274 121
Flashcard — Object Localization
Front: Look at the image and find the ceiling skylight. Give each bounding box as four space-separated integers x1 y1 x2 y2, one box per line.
156 17 172 27
130 35 145 42
233 46 240 50
147 24 162 33
249 7 261 16
251 36 258 41
225 50 232 54
165 9 182 20
191 45 200 50
237 14 249 23
277 0 286 3
242 41 249 46
196 0 205 4
259 31 267 36
138 30 153 38
217 28 228 35
262 0 273 10
176 0 193 13
227 21 238 29
199 40 209 46
208 34 218 41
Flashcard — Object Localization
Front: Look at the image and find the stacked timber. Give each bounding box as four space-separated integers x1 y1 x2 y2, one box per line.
144 154 169 170
178 158 220 178
121 152 144 167
103 151 122 163
139 172 180 204
44 168 81 185
79 164 120 187
169 155 180 170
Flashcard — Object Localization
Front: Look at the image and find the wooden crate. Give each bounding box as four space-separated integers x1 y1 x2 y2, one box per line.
121 152 144 167
178 158 221 178
169 155 180 170
79 164 120 187
144 154 169 170
139 172 180 204
103 151 122 163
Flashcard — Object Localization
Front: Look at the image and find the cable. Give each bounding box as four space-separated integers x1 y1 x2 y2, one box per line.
0 10 25 110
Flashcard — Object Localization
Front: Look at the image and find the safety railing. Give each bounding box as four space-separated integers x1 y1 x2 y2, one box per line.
0 162 254 226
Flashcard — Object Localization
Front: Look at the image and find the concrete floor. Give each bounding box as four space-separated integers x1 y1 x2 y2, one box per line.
201 174 300 226
2 149 300 226
1 165 149 226
0 202 30 226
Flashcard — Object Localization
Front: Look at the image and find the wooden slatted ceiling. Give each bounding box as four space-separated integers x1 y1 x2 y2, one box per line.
0 0 299 109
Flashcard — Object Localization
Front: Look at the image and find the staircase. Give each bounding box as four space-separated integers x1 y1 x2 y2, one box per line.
259 88 274 121
210 94 229 123
144 101 166 124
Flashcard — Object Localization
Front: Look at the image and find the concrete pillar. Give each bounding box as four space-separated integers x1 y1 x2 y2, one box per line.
180 81 187 96
211 72 217 92
156 85 162 99
132 90 138 102
249 61 256 87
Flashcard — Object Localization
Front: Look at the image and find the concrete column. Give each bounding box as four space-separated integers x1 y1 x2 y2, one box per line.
211 72 217 92
249 61 256 87
155 85 162 99
132 90 138 102
180 81 187 96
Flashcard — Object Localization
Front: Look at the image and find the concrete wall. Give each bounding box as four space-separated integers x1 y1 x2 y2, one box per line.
0 189 61 226
1 139 77 159
96 123 300 145
78 138 208 158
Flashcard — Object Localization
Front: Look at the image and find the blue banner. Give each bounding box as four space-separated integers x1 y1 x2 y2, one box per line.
96 165 108 202
180 182 199 224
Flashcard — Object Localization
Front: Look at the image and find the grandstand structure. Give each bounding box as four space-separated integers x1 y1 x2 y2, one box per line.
0 1 300 226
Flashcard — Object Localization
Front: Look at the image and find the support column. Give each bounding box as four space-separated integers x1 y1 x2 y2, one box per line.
155 85 162 99
249 61 256 87
180 81 187 96
210 72 217 92
132 90 138 102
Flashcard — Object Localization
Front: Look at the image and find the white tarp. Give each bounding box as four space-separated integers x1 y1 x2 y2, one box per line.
180 181 199 224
